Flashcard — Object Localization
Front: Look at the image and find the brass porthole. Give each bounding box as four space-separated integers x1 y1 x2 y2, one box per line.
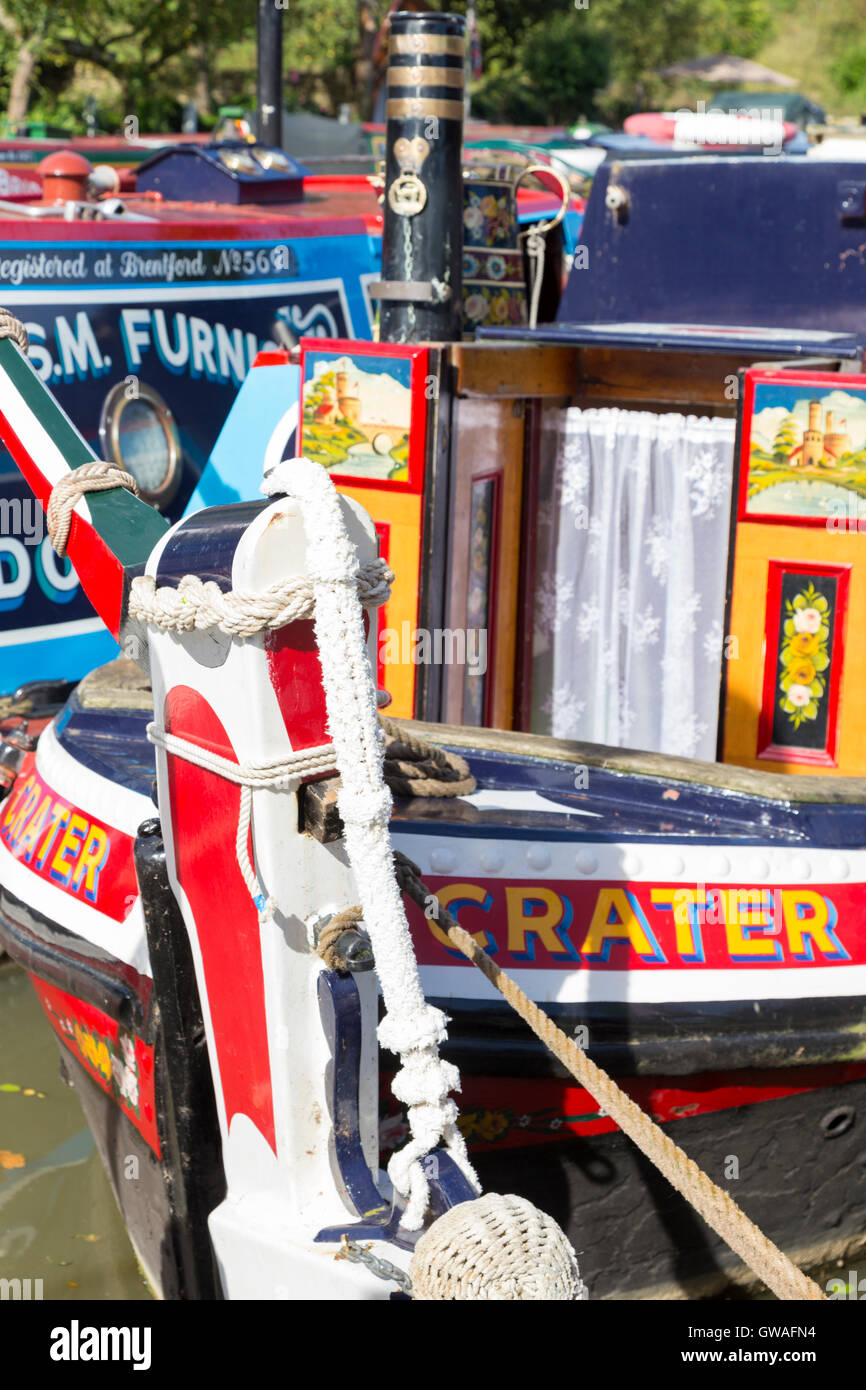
99 382 182 511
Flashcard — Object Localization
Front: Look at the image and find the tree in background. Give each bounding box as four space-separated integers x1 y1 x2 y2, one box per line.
591 0 773 119
773 416 800 461
0 0 782 133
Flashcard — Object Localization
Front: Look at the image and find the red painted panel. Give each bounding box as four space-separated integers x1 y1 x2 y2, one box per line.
164 687 276 1153
265 619 333 755
381 1062 866 1154
407 877 861 972
0 754 137 919
31 976 160 1155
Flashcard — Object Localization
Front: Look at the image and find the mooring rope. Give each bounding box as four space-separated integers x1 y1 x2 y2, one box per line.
46 461 141 558
0 309 29 357
379 715 476 799
394 851 826 1302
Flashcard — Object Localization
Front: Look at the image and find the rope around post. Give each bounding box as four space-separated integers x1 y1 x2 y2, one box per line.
394 852 825 1302
129 562 393 637
260 458 479 1227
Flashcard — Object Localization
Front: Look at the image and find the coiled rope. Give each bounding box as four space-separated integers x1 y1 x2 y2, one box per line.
0 309 29 357
394 851 825 1302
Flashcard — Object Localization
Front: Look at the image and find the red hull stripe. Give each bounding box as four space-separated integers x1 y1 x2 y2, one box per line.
165 687 277 1153
0 336 167 637
31 976 160 1156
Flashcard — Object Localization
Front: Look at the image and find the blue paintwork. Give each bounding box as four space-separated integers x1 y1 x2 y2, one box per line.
314 969 405 1244
154 500 265 591
51 693 866 851
184 362 300 513
314 967 476 1250
0 228 374 697
478 157 866 353
137 143 309 204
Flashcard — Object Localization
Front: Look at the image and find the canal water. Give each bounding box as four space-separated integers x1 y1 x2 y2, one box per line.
0 959 151 1300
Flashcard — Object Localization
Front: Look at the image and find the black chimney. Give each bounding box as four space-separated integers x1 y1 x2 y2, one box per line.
376 11 465 343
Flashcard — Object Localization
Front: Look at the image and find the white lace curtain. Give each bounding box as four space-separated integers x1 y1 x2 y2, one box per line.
532 407 736 760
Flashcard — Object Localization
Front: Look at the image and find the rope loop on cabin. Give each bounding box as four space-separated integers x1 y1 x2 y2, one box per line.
257 457 479 1226
128 561 393 637
393 851 826 1302
47 461 141 559
379 715 476 798
0 308 29 357
409 1192 587 1301
146 723 338 923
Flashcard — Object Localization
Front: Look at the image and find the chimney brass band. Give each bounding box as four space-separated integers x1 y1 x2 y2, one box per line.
386 98 465 121
387 67 464 88
389 33 464 56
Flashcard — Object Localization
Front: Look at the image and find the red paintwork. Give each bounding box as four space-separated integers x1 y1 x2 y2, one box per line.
297 337 428 494
373 521 391 691
164 687 277 1153
0 753 137 916
624 111 798 148
38 149 92 202
252 349 293 368
381 1061 866 1154
31 976 160 1155
265 620 334 756
407 877 857 971
0 176 382 241
737 369 866 528
758 560 850 767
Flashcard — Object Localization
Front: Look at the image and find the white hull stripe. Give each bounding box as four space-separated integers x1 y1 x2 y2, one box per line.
0 831 150 977
393 831 866 886
36 721 154 837
419 961 866 1005
0 352 94 515
0 617 106 647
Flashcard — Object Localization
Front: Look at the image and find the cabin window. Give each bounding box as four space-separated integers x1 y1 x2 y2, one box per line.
99 382 182 510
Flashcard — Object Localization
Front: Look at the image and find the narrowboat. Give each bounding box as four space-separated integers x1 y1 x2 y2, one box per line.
2 9 866 1301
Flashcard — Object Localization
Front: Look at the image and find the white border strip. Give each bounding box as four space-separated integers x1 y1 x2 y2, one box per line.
393 830 866 886
0 832 150 976
419 961 866 1004
36 720 153 838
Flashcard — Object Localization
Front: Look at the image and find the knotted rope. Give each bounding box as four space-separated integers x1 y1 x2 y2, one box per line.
129 562 393 637
395 852 825 1302
258 458 479 1226
46 461 140 559
0 309 29 357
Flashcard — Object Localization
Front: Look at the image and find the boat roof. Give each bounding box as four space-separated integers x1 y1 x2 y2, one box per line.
478 155 866 355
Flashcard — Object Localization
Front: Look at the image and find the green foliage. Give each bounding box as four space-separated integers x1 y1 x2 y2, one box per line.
773 416 800 457
469 8 609 124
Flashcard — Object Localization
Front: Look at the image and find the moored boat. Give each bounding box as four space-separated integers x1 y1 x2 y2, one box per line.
2 9 866 1303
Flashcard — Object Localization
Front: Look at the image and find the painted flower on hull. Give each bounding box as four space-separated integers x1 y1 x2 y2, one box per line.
793 606 823 634
780 582 832 728
785 684 812 708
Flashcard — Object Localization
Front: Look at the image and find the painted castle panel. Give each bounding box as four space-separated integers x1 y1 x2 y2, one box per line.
741 371 866 527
